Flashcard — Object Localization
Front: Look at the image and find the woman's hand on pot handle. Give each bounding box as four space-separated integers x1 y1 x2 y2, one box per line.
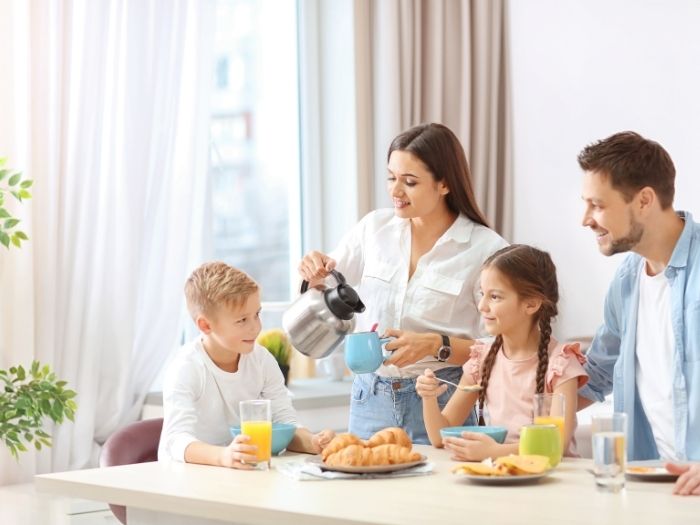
298 251 336 283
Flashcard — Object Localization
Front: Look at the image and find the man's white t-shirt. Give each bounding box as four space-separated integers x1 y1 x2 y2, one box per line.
635 263 677 460
158 338 298 462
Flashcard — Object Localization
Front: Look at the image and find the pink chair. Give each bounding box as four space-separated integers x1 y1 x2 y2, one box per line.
99 418 163 524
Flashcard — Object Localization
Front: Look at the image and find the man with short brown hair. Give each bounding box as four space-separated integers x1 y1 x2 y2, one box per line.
577 131 700 495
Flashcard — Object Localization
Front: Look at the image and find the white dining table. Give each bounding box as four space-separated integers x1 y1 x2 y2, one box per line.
35 445 699 525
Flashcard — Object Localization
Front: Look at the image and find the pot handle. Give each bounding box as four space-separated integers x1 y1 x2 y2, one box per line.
300 269 346 293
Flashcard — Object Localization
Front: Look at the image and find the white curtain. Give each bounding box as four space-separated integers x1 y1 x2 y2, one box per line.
361 0 512 238
0 0 213 484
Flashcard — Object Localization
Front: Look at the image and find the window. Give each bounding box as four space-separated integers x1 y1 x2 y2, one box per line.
209 0 301 309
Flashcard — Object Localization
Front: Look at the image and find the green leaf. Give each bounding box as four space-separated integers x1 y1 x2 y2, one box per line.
40 399 51 414
31 361 40 377
10 235 20 248
20 180 33 189
14 231 28 240
18 190 31 199
4 218 20 229
8 173 21 186
0 169 7 181
0 208 8 219
16 366 25 381
34 440 42 450
0 231 9 248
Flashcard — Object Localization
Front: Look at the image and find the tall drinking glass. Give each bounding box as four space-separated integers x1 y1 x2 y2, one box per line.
533 393 566 454
239 399 272 470
591 413 627 492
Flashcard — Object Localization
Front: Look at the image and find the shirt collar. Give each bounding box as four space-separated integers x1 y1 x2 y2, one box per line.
667 210 694 270
389 213 476 244
442 214 475 244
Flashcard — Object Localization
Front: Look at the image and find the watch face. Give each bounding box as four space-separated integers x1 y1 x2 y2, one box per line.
438 346 450 361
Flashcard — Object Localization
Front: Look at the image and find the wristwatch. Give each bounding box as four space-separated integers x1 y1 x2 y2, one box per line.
436 335 451 362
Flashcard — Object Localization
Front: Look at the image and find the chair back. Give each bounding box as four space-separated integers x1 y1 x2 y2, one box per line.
99 417 163 524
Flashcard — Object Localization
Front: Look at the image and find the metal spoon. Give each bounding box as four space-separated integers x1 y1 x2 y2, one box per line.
435 377 483 393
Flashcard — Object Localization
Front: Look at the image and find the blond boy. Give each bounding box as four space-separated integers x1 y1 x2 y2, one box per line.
158 261 334 468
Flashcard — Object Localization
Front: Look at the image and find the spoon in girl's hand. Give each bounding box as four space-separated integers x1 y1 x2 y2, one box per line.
435 377 483 393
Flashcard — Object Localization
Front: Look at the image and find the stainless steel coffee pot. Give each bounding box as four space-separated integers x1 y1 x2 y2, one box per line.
282 270 365 359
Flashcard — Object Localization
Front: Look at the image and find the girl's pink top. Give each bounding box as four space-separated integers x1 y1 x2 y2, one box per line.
465 338 588 456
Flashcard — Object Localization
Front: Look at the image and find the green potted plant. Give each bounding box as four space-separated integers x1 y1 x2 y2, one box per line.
0 157 77 459
0 157 32 249
0 362 78 458
257 329 292 384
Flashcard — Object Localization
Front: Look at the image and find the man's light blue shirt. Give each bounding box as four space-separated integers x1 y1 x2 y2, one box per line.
580 211 700 461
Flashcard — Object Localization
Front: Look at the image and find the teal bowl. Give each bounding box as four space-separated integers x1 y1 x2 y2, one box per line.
440 425 508 444
229 422 296 455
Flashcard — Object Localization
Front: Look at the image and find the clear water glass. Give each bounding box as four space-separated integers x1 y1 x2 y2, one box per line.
591 413 627 492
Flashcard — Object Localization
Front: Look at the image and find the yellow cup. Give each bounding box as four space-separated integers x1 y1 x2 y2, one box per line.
240 399 272 468
241 420 272 462
519 424 561 467
533 393 566 452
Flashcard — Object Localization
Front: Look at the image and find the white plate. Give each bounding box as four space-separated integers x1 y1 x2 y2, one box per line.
456 471 551 485
306 455 427 474
625 461 679 482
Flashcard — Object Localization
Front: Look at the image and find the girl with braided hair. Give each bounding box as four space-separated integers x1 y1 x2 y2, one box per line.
416 244 588 461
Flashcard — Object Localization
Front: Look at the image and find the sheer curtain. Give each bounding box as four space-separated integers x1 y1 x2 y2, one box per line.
0 0 213 484
357 0 512 238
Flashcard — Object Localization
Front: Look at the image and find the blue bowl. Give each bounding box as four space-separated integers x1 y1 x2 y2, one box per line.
440 425 508 444
229 422 296 455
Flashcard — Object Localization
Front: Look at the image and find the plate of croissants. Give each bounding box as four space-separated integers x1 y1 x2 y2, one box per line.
308 427 427 474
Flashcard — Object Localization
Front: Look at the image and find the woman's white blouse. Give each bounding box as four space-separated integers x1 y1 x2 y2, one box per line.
330 209 508 378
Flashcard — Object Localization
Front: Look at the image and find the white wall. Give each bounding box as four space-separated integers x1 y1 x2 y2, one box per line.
508 0 700 340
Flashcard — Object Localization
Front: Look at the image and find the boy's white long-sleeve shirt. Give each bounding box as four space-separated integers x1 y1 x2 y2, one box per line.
158 337 298 462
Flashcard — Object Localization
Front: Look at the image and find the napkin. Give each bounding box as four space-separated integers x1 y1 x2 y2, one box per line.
276 460 435 481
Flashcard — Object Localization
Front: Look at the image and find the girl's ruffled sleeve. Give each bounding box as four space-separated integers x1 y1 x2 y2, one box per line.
546 342 589 391
463 341 488 384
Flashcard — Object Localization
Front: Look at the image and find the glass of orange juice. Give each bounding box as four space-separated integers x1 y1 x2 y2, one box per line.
239 399 272 469
533 393 565 455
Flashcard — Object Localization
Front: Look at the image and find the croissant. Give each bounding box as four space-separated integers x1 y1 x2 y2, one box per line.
325 444 370 466
321 433 362 460
365 427 412 449
325 443 420 467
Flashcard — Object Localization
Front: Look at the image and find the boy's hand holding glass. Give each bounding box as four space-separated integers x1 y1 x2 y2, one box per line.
416 369 449 399
219 434 258 470
443 431 501 462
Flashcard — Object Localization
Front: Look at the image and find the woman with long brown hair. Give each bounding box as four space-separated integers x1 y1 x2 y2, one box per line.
416 244 588 458
297 123 507 443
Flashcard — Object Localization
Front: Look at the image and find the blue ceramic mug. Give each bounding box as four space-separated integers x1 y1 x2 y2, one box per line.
344 332 394 374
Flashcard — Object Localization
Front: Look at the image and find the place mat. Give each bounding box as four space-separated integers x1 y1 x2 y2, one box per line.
276 458 435 481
